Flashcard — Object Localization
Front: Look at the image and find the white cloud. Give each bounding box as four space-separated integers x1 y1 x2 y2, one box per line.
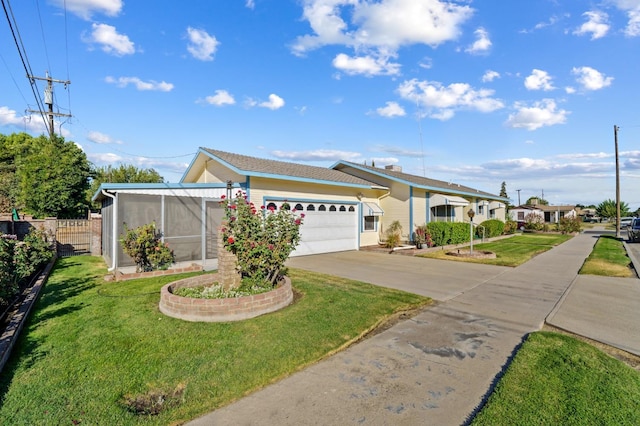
105 76 174 92
371 145 423 156
259 94 285 110
332 52 400 76
465 27 491 54
482 70 500 82
612 1 640 36
204 90 236 106
292 0 473 56
505 99 569 131
87 130 122 144
571 66 613 91
50 0 122 20
0 106 44 133
524 69 555 91
186 27 219 61
397 78 504 120
271 149 362 162
574 11 610 39
245 0 255 9
375 101 406 118
85 23 135 56
565 86 576 94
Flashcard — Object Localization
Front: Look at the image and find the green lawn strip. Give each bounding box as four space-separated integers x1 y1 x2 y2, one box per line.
0 256 430 425
418 233 573 267
579 235 634 277
472 331 640 425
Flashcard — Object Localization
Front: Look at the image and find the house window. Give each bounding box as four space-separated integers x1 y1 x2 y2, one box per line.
490 209 496 219
294 203 304 211
339 206 346 212
318 205 326 211
329 205 337 212
364 216 376 231
348 206 355 212
307 204 315 211
431 205 455 222
517 211 524 220
267 202 277 211
478 205 484 215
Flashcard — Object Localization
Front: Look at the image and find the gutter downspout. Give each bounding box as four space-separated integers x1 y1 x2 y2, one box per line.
101 190 118 272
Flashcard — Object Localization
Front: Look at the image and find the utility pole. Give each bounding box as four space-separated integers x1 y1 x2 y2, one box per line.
27 71 71 139
516 189 521 206
615 124 621 239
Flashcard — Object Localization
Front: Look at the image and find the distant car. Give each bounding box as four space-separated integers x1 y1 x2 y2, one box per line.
621 217 634 228
628 218 640 242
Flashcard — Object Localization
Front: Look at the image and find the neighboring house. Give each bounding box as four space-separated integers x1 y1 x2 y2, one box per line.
94 148 508 271
510 204 577 224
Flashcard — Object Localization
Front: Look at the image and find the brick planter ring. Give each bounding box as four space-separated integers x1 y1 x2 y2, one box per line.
159 274 293 322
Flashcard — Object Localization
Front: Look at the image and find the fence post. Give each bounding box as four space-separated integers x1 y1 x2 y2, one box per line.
90 213 102 256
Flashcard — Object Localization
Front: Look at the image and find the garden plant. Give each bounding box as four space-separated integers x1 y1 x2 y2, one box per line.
120 222 175 272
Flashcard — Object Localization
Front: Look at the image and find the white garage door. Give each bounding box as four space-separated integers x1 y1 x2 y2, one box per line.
267 201 358 257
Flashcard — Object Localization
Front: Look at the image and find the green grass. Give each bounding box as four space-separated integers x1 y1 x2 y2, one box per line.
580 235 634 277
418 233 573 267
472 332 640 425
0 256 430 425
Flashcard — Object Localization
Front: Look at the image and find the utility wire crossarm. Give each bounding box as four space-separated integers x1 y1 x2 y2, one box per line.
26 71 71 139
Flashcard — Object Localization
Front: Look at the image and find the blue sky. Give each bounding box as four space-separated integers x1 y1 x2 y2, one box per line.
1 0 639 208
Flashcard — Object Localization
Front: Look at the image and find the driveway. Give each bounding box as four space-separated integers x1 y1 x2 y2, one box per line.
287 250 511 302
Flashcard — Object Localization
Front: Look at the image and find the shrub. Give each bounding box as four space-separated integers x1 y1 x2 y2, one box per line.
414 225 433 248
221 192 304 287
0 234 17 305
557 216 582 234
384 220 403 248
425 222 472 246
503 219 518 234
120 222 175 272
450 222 471 244
524 212 545 231
478 219 505 238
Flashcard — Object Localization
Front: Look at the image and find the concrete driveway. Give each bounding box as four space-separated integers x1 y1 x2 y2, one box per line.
287 250 511 302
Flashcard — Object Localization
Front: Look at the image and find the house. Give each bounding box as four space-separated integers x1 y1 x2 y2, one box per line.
510 204 577 225
94 148 508 271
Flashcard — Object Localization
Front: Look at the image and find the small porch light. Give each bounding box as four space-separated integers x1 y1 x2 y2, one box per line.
226 180 233 199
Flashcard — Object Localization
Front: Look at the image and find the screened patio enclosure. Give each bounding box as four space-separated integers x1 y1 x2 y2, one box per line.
96 184 229 271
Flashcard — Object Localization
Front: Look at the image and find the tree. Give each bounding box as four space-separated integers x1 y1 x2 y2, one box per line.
15 134 92 218
0 133 37 213
596 199 630 220
499 181 511 210
87 164 164 209
525 196 549 206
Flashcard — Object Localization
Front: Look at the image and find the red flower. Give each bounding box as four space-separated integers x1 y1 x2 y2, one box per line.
295 219 301 225
221 195 226 200
229 204 236 210
260 205 265 210
268 244 275 250
228 237 235 244
300 213 305 218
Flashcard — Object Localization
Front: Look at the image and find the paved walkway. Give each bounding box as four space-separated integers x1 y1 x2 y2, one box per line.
189 231 639 425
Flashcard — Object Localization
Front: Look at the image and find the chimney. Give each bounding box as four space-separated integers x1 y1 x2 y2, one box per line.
385 165 402 172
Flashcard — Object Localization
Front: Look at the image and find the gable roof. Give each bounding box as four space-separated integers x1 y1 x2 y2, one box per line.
189 148 386 189
332 161 505 200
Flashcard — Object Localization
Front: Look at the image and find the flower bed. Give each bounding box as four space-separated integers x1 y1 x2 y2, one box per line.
159 274 293 322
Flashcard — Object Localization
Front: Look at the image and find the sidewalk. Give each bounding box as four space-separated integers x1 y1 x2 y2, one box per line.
189 232 627 425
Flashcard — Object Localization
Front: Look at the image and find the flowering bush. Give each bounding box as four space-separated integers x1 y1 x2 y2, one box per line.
220 191 304 287
414 225 433 248
120 222 175 272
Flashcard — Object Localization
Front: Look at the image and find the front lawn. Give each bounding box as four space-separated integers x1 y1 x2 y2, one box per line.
418 233 573 267
472 331 640 425
0 256 430 425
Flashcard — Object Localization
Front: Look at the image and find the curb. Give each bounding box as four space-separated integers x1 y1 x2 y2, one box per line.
0 257 56 373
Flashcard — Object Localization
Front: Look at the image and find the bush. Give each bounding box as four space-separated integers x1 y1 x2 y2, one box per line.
425 222 472 247
0 235 17 305
414 225 433 248
557 216 582 234
478 219 505 238
120 222 175 272
384 220 403 248
221 192 304 287
524 212 545 231
503 219 518 234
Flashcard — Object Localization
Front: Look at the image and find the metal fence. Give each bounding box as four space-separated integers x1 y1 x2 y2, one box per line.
56 219 91 257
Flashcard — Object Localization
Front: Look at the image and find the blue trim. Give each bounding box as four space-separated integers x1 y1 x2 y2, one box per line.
91 181 229 202
245 176 251 199
426 191 431 223
262 196 359 206
409 186 414 237
179 148 209 182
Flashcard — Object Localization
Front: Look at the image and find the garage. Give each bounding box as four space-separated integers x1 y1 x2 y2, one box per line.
266 200 358 256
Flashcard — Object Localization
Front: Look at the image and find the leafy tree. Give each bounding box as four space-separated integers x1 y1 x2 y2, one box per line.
15 134 92 218
87 164 164 209
499 181 511 210
525 196 548 206
596 199 630 220
0 133 37 213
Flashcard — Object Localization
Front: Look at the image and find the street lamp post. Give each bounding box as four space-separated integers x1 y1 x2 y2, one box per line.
468 208 475 254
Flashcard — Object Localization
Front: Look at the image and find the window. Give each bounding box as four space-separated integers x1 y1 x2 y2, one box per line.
478 205 484 215
490 209 496 219
348 206 355 212
329 205 337 212
266 202 277 211
294 203 304 211
339 206 346 212
364 216 376 231
517 211 524 220
318 205 326 211
307 204 315 211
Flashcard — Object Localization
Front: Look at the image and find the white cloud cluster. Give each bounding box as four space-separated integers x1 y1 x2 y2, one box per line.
0 106 46 133
613 0 640 36
397 79 504 121
571 66 613 90
505 99 568 131
465 27 492 54
293 0 474 76
87 130 122 144
51 0 123 20
524 69 555 91
574 11 610 39
260 94 285 110
482 70 500 83
105 76 174 91
204 90 236 106
186 27 219 61
86 23 135 56
375 101 406 118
